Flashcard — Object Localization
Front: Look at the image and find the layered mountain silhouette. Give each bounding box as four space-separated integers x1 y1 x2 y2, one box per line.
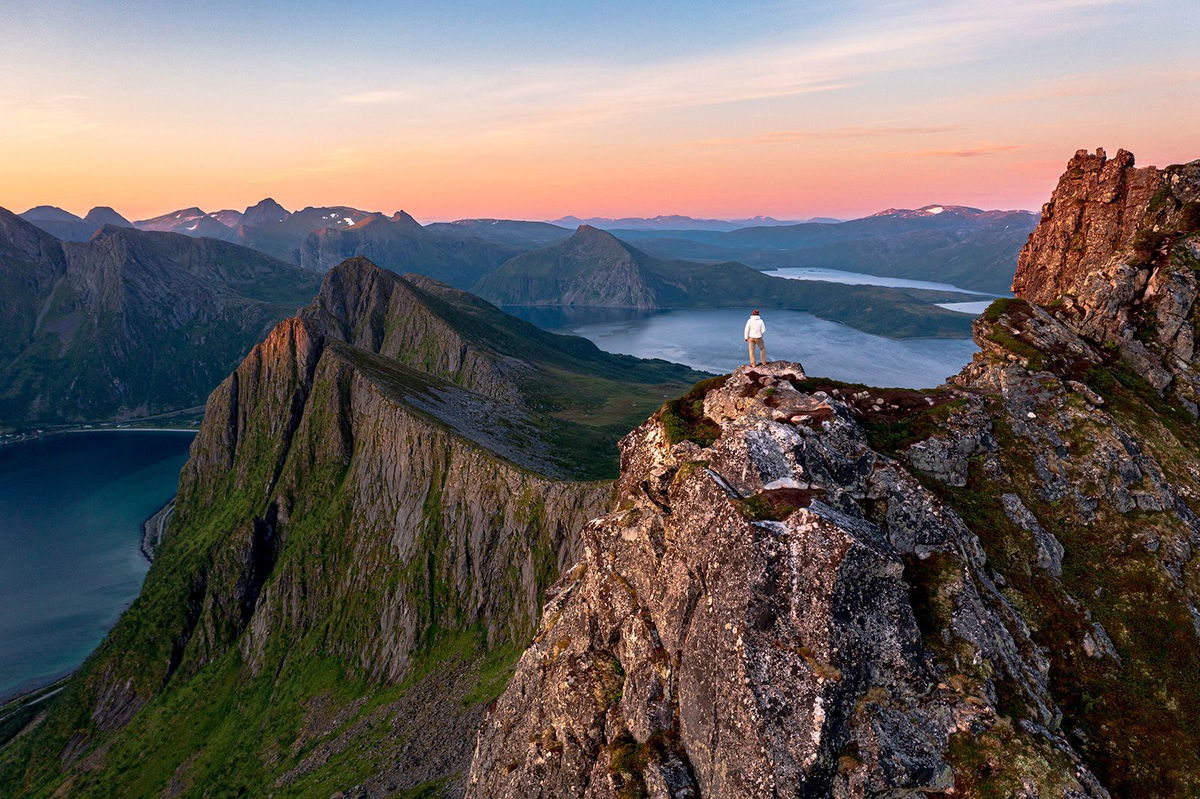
549 214 831 230
133 206 239 240
18 205 133 241
474 224 977 337
614 205 1037 294
0 209 320 425
19 198 1034 296
299 211 517 288
424 218 573 248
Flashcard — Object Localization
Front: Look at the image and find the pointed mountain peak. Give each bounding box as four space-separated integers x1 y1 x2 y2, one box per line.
241 198 291 226
84 206 132 227
566 223 633 252
389 210 424 231
209 209 243 228
571 223 620 241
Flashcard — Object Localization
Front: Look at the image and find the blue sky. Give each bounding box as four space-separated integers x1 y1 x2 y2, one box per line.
2 0 1196 220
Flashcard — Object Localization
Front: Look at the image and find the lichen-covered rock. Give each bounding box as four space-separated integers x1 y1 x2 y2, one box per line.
468 150 1200 799
1012 148 1200 405
467 364 1106 799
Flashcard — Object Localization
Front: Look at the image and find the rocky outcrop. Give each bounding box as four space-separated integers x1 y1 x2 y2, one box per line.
467 364 1106 798
1011 148 1200 404
469 150 1200 798
1013 148 1163 306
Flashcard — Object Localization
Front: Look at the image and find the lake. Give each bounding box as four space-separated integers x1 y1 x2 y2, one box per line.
766 266 993 295
0 431 194 700
510 306 979 388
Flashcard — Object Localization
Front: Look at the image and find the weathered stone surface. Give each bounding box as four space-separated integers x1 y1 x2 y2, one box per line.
1013 148 1163 307
1011 148 1200 404
467 364 1105 799
468 150 1200 799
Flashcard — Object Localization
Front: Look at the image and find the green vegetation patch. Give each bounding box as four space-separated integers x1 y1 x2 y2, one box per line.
916 397 1200 796
660 375 728 447
862 397 967 456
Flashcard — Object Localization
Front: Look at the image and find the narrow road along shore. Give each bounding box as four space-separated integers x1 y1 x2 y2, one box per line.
141 498 176 562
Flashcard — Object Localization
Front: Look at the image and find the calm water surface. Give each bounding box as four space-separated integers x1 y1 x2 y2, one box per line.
767 266 993 295
512 307 979 388
0 431 194 699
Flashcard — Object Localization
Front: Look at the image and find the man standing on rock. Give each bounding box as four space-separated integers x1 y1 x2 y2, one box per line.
744 309 767 366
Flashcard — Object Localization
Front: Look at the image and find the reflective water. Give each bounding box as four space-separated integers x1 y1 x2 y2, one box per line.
767 266 992 295
512 307 979 388
0 431 194 699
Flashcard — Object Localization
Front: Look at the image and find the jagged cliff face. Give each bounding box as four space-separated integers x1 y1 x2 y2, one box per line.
0 212 321 425
469 151 1200 798
0 257 704 797
1012 148 1200 403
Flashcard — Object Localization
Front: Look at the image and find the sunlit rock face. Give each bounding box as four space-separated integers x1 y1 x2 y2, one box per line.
469 148 1200 799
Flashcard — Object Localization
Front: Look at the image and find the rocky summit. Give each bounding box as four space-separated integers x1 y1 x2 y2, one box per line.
468 149 1200 798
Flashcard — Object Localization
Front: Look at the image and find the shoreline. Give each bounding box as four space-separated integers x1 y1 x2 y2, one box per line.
1 430 192 713
141 498 177 562
1 425 198 450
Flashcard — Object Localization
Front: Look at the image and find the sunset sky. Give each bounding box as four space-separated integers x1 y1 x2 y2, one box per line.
2 0 1196 222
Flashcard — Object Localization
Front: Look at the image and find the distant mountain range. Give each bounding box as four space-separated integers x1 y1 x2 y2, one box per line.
609 204 1038 294
550 214 840 231
16 198 1033 299
18 205 133 241
298 211 518 288
473 225 976 338
0 209 320 425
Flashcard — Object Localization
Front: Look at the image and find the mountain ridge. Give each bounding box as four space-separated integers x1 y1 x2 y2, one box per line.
0 255 707 796
0 210 321 425
473 225 978 338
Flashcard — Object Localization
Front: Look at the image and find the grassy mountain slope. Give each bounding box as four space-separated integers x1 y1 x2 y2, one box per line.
0 257 705 797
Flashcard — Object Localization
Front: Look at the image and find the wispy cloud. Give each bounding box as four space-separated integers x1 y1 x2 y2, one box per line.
908 144 1023 158
341 0 1135 141
0 94 102 142
683 125 959 148
992 68 1200 103
249 147 368 183
340 89 409 105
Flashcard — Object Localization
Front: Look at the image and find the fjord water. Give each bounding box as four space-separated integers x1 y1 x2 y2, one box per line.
511 307 979 388
768 266 993 295
0 431 194 700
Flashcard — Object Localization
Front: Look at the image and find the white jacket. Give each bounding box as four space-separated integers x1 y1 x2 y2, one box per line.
744 315 766 338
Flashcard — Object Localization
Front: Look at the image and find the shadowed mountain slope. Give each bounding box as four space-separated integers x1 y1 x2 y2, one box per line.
0 256 704 797
474 225 977 338
0 210 321 425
